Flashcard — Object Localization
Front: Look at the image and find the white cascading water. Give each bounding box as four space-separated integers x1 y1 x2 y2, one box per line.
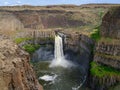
54 34 64 62
49 35 73 68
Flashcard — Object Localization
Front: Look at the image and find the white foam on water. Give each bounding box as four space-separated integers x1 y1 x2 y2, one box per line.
72 76 86 90
49 58 74 68
39 74 57 82
72 84 82 90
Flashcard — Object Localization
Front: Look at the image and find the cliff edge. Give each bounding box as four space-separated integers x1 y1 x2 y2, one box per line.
0 34 43 90
90 6 120 90
101 6 120 39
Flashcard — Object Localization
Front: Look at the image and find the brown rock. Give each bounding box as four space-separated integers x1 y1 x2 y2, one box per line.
101 6 120 39
0 35 43 90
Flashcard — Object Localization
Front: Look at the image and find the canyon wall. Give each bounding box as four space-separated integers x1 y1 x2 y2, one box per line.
90 6 120 90
0 35 43 90
60 31 94 75
0 9 88 32
0 4 120 90
101 6 120 39
0 4 111 37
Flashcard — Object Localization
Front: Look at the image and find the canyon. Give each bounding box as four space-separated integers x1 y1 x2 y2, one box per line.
0 4 120 90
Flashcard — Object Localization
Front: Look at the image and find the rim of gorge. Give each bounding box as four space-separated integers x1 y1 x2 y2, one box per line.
0 4 120 90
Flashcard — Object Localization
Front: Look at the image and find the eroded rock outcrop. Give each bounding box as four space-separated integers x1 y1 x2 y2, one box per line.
94 42 120 70
0 34 43 90
101 6 120 39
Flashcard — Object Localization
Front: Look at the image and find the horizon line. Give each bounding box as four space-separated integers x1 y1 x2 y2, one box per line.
0 3 120 7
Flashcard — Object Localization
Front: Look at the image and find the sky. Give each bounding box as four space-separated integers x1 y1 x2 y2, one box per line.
0 0 120 6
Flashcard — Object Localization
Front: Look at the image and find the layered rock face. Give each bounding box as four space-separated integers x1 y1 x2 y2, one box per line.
60 31 94 74
0 35 43 90
12 10 86 29
101 6 120 39
95 6 120 70
0 4 111 37
0 9 86 31
90 6 120 90
90 42 120 90
94 42 120 69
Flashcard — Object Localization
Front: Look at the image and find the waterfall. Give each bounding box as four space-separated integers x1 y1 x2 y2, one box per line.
54 35 64 61
49 35 73 68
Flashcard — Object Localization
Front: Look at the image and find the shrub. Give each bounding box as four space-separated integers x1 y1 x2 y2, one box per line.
90 26 101 42
23 44 40 54
15 37 32 44
90 61 120 78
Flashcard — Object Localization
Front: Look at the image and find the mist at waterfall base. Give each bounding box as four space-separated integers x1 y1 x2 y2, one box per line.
32 35 87 90
49 35 74 68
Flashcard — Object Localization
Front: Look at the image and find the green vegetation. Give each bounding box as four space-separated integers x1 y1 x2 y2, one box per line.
98 11 104 24
23 44 40 54
90 10 104 41
15 37 32 44
99 11 104 19
90 26 101 42
90 61 120 78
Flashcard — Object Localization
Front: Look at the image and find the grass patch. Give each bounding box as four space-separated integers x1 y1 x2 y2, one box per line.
99 37 120 45
96 53 120 61
101 37 113 42
90 26 101 42
23 44 40 54
90 61 120 78
15 37 32 44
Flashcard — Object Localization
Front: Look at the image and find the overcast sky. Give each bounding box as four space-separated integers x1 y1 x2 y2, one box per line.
0 0 120 6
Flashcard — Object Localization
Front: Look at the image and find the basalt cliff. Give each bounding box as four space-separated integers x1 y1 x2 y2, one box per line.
89 6 120 90
0 4 118 37
0 4 120 90
0 35 43 90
